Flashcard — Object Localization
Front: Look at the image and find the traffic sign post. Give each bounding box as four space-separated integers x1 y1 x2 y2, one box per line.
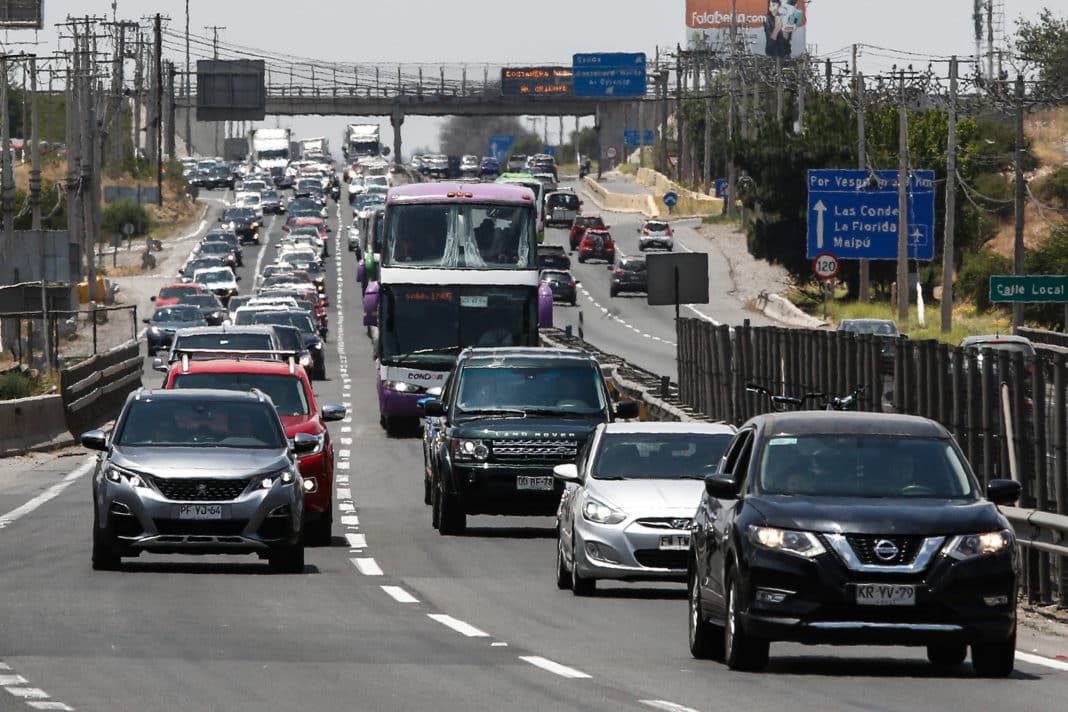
573 53 647 98
663 191 678 213
813 253 840 320
806 169 936 261
989 275 1068 303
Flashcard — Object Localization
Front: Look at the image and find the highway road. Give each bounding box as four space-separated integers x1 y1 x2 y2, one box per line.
1 187 1067 711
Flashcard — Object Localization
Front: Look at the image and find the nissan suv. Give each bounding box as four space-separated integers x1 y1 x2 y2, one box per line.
420 347 640 535
81 388 316 572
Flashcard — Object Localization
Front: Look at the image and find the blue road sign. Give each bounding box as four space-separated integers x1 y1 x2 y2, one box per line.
624 129 656 148
663 191 679 208
713 178 728 198
543 145 556 156
488 135 517 164
644 129 654 145
573 53 647 98
806 169 936 261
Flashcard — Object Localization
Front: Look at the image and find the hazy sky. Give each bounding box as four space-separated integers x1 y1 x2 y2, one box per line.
4 0 1055 153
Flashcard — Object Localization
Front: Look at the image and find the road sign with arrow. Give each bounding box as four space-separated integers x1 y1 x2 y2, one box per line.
806 169 935 261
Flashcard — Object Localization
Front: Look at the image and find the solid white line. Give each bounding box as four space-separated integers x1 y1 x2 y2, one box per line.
350 557 382 576
381 585 419 603
641 701 700 712
29 702 74 711
518 656 591 679
345 532 367 549
340 514 359 526
252 215 279 277
684 304 721 326
0 458 94 530
0 675 27 686
6 688 49 699
1017 651 1068 672
427 614 490 638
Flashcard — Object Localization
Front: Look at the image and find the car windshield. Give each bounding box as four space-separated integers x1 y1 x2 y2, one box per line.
115 399 285 449
180 295 222 308
843 320 899 336
159 286 200 299
250 311 315 334
963 341 1034 358
645 221 669 231
153 306 202 322
195 269 231 284
757 435 976 499
223 208 255 221
541 271 569 283
198 243 230 254
385 203 536 269
593 433 733 480
457 365 606 415
270 326 306 353
172 373 310 417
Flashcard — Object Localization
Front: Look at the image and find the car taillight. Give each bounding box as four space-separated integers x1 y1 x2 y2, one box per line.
667 227 673 236
614 270 624 277
569 281 576 288
642 228 649 235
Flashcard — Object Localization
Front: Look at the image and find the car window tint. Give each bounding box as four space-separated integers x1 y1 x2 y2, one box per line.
116 400 285 448
172 373 310 416
593 433 732 480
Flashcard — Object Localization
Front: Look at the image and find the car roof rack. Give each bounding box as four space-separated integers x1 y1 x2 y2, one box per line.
171 348 299 373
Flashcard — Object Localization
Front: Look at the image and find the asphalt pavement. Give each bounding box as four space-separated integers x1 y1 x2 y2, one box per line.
0 187 1067 711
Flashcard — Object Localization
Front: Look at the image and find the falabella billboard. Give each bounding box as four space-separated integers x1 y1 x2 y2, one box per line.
686 0 808 57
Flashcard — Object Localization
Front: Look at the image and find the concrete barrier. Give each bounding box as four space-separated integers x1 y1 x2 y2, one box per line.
635 168 724 217
0 394 73 456
581 177 661 218
756 291 828 329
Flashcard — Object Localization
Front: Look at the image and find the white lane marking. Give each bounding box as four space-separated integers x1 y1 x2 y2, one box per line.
345 532 367 549
518 656 591 679
29 702 74 711
336 475 349 485
252 215 279 277
350 557 382 576
641 701 701 712
6 688 49 699
491 642 509 647
340 438 352 446
340 514 359 527
339 501 355 512
337 488 352 500
381 585 419 603
0 457 94 530
341 426 352 433
685 304 722 326
339 449 351 458
337 461 350 470
0 663 9 670
0 675 28 685
427 614 490 638
1017 651 1068 672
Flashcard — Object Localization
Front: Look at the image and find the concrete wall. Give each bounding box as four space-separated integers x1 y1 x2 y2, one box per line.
581 176 661 218
174 107 227 158
0 394 71 456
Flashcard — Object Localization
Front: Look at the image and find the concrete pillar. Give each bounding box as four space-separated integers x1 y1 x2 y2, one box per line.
390 107 404 163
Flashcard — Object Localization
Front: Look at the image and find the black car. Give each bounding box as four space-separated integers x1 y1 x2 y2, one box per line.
189 168 212 188
245 310 325 380
220 207 261 244
271 165 294 189
540 269 577 305
177 293 229 326
687 411 1020 676
537 245 571 271
610 256 647 297
194 240 238 271
419 347 639 535
143 304 208 353
208 165 235 190
202 230 243 267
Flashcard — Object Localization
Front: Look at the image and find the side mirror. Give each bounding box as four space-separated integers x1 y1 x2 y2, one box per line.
704 473 739 499
292 432 318 454
80 429 108 451
553 463 580 483
986 478 1021 505
235 275 242 281
321 403 347 422
142 318 151 324
149 295 157 301
152 357 167 372
614 400 640 419
421 399 445 417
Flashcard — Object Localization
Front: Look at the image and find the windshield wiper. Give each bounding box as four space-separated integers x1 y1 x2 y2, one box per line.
389 345 461 364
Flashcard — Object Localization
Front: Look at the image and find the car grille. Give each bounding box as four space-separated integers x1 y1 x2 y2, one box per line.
490 439 578 464
634 549 688 569
154 520 249 536
147 476 252 502
844 535 924 566
636 517 692 530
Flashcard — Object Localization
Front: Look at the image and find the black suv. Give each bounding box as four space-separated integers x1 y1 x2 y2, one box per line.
537 245 571 271
420 347 639 535
220 207 261 244
610 256 647 297
687 411 1020 676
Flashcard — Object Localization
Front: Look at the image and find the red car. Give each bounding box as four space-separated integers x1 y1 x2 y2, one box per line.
569 215 607 251
284 216 329 239
152 283 206 308
162 356 346 546
577 228 615 264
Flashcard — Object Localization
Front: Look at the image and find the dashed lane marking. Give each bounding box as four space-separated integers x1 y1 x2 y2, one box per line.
345 532 367 549
640 701 701 712
0 675 27 686
518 656 591 680
6 688 49 700
337 488 352 500
340 514 359 527
427 614 490 638
381 586 419 603
350 557 382 576
337 461 350 470
28 702 75 711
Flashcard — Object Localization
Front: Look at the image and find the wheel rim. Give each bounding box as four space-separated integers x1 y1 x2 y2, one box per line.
726 582 736 653
689 576 699 645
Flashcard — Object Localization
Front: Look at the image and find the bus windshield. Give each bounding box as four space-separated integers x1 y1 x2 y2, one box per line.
384 203 535 269
380 285 537 364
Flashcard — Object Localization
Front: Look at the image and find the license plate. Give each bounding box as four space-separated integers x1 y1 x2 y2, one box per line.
855 583 916 606
176 504 226 520
659 534 690 551
516 476 553 491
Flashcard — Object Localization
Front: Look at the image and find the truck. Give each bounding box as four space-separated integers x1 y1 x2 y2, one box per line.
343 124 381 159
299 137 330 160
247 128 292 172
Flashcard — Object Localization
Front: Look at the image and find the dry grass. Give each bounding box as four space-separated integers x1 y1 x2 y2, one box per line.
1028 107 1068 168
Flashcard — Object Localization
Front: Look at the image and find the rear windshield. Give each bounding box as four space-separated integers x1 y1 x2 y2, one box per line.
172 373 310 416
593 433 733 480
645 221 669 231
153 306 202 322
963 341 1035 358
173 333 274 351
115 399 285 449
159 286 200 299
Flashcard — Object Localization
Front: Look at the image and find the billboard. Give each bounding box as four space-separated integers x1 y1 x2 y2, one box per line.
685 0 807 57
0 0 43 29
196 59 266 122
500 67 573 97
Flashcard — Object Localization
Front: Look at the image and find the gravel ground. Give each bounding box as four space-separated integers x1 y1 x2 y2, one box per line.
691 220 793 309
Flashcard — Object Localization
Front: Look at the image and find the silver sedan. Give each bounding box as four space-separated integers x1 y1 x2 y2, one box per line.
553 422 736 595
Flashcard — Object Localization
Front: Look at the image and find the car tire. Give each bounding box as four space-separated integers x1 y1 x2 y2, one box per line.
724 570 769 671
268 543 305 573
689 566 723 659
91 522 122 571
927 643 967 667
431 478 441 529
437 488 466 536
384 416 404 437
304 515 332 547
570 298 577 306
578 255 586 263
609 287 618 298
570 538 595 596
555 530 571 590
423 472 433 505
971 630 1015 678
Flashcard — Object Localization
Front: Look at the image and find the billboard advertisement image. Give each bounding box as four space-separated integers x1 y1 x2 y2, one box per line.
686 0 807 57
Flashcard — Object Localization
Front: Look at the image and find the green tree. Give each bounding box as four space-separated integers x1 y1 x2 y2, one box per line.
509 133 543 159
1035 166 1068 208
957 247 1012 313
1024 221 1068 327
1015 9 1068 99
101 200 154 238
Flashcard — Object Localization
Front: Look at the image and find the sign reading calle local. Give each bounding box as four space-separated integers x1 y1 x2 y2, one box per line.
989 275 1068 303
806 169 935 261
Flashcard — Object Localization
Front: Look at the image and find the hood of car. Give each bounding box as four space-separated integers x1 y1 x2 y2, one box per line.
280 413 322 436
451 418 600 440
590 478 704 513
746 496 1003 536
111 446 291 478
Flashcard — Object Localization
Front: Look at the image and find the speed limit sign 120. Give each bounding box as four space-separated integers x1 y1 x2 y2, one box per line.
813 253 839 281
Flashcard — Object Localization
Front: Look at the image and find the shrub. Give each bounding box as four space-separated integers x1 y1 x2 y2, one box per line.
101 200 154 238
0 371 33 400
970 173 1015 218
1034 166 1068 209
957 247 1012 312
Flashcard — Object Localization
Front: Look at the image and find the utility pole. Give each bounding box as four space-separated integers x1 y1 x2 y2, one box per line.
941 56 958 334
702 56 711 194
108 22 126 163
796 56 806 133
986 1 994 86
206 25 225 59
79 22 98 301
185 0 192 157
1 55 12 263
155 13 164 205
1012 73 1026 330
675 46 684 182
31 55 48 366
855 47 871 303
166 61 176 159
133 29 142 161
726 0 738 218
896 70 910 323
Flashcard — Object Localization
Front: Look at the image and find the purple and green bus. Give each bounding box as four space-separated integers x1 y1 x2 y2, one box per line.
363 182 553 434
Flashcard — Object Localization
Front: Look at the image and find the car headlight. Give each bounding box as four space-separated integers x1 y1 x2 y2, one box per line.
149 326 161 335
382 379 424 394
311 342 322 350
104 464 150 488
450 438 489 462
748 525 826 558
258 467 298 489
582 497 626 525
944 529 1013 560
299 353 313 367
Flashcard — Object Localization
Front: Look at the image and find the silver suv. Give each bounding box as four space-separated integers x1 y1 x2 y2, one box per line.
81 388 317 572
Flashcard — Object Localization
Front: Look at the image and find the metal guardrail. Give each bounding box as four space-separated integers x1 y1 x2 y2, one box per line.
1003 506 1068 558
